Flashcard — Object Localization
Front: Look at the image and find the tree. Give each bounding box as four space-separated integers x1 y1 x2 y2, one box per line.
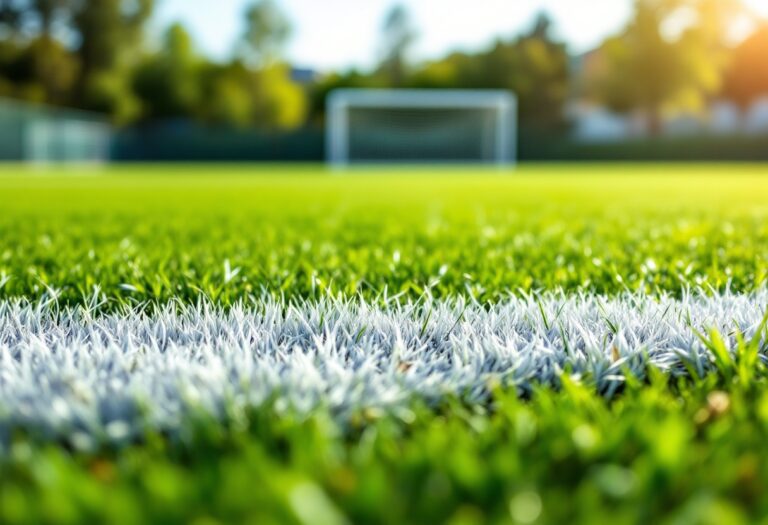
249 64 306 130
241 0 290 68
133 24 201 121
32 0 69 36
0 1 23 36
722 25 768 109
0 0 70 38
236 1 306 130
694 0 745 46
196 60 306 130
485 14 569 129
379 4 416 87
309 69 389 123
406 13 569 130
589 0 728 134
71 0 153 119
198 62 254 127
0 0 153 119
19 34 79 104
0 0 79 105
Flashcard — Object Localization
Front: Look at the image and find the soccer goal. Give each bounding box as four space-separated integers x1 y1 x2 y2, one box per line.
0 98 112 163
326 89 517 167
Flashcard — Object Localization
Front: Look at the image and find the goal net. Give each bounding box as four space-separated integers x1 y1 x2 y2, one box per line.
326 89 516 167
0 98 112 163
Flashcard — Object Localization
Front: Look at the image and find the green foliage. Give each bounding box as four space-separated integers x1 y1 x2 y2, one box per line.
379 4 417 87
199 63 256 128
0 35 79 106
130 25 305 129
133 24 203 121
0 164 767 306
722 24 768 109
309 69 388 123
240 0 292 68
387 13 569 130
250 64 307 130
16 37 79 105
309 12 569 130
0 0 763 138
0 0 152 119
0 0 306 128
69 0 152 119
588 0 741 131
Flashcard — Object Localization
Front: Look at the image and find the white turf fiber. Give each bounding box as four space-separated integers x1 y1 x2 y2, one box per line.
0 291 766 445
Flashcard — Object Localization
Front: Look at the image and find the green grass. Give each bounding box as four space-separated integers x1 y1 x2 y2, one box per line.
1 163 767 305
4 373 768 524
2 163 768 524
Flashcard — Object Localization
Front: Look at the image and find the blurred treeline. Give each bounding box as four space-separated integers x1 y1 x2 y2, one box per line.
311 9 569 134
1 0 768 136
0 0 304 129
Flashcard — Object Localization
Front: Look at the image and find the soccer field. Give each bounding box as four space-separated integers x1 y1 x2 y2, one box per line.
2 164 768 524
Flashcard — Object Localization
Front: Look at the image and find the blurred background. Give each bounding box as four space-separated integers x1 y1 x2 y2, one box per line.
1 0 768 162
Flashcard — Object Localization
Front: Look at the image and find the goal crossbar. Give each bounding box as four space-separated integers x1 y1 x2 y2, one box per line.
326 89 517 167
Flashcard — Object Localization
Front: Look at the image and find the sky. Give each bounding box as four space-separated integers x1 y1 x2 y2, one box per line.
153 0 768 71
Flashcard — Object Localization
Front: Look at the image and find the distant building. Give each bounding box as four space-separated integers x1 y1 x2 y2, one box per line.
744 96 768 134
568 49 768 141
567 103 630 143
568 49 636 142
664 113 704 137
290 67 320 86
708 101 741 135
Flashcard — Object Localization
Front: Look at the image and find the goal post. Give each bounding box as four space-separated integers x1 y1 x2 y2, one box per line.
326 89 517 168
0 97 112 163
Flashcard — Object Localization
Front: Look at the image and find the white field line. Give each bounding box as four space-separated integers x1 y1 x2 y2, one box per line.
0 292 766 445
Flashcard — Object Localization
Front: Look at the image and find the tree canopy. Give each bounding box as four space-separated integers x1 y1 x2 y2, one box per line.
587 0 746 132
241 0 291 68
379 4 417 87
1 0 766 134
722 24 768 109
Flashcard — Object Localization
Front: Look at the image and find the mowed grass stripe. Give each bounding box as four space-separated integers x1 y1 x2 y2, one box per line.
1 291 766 444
